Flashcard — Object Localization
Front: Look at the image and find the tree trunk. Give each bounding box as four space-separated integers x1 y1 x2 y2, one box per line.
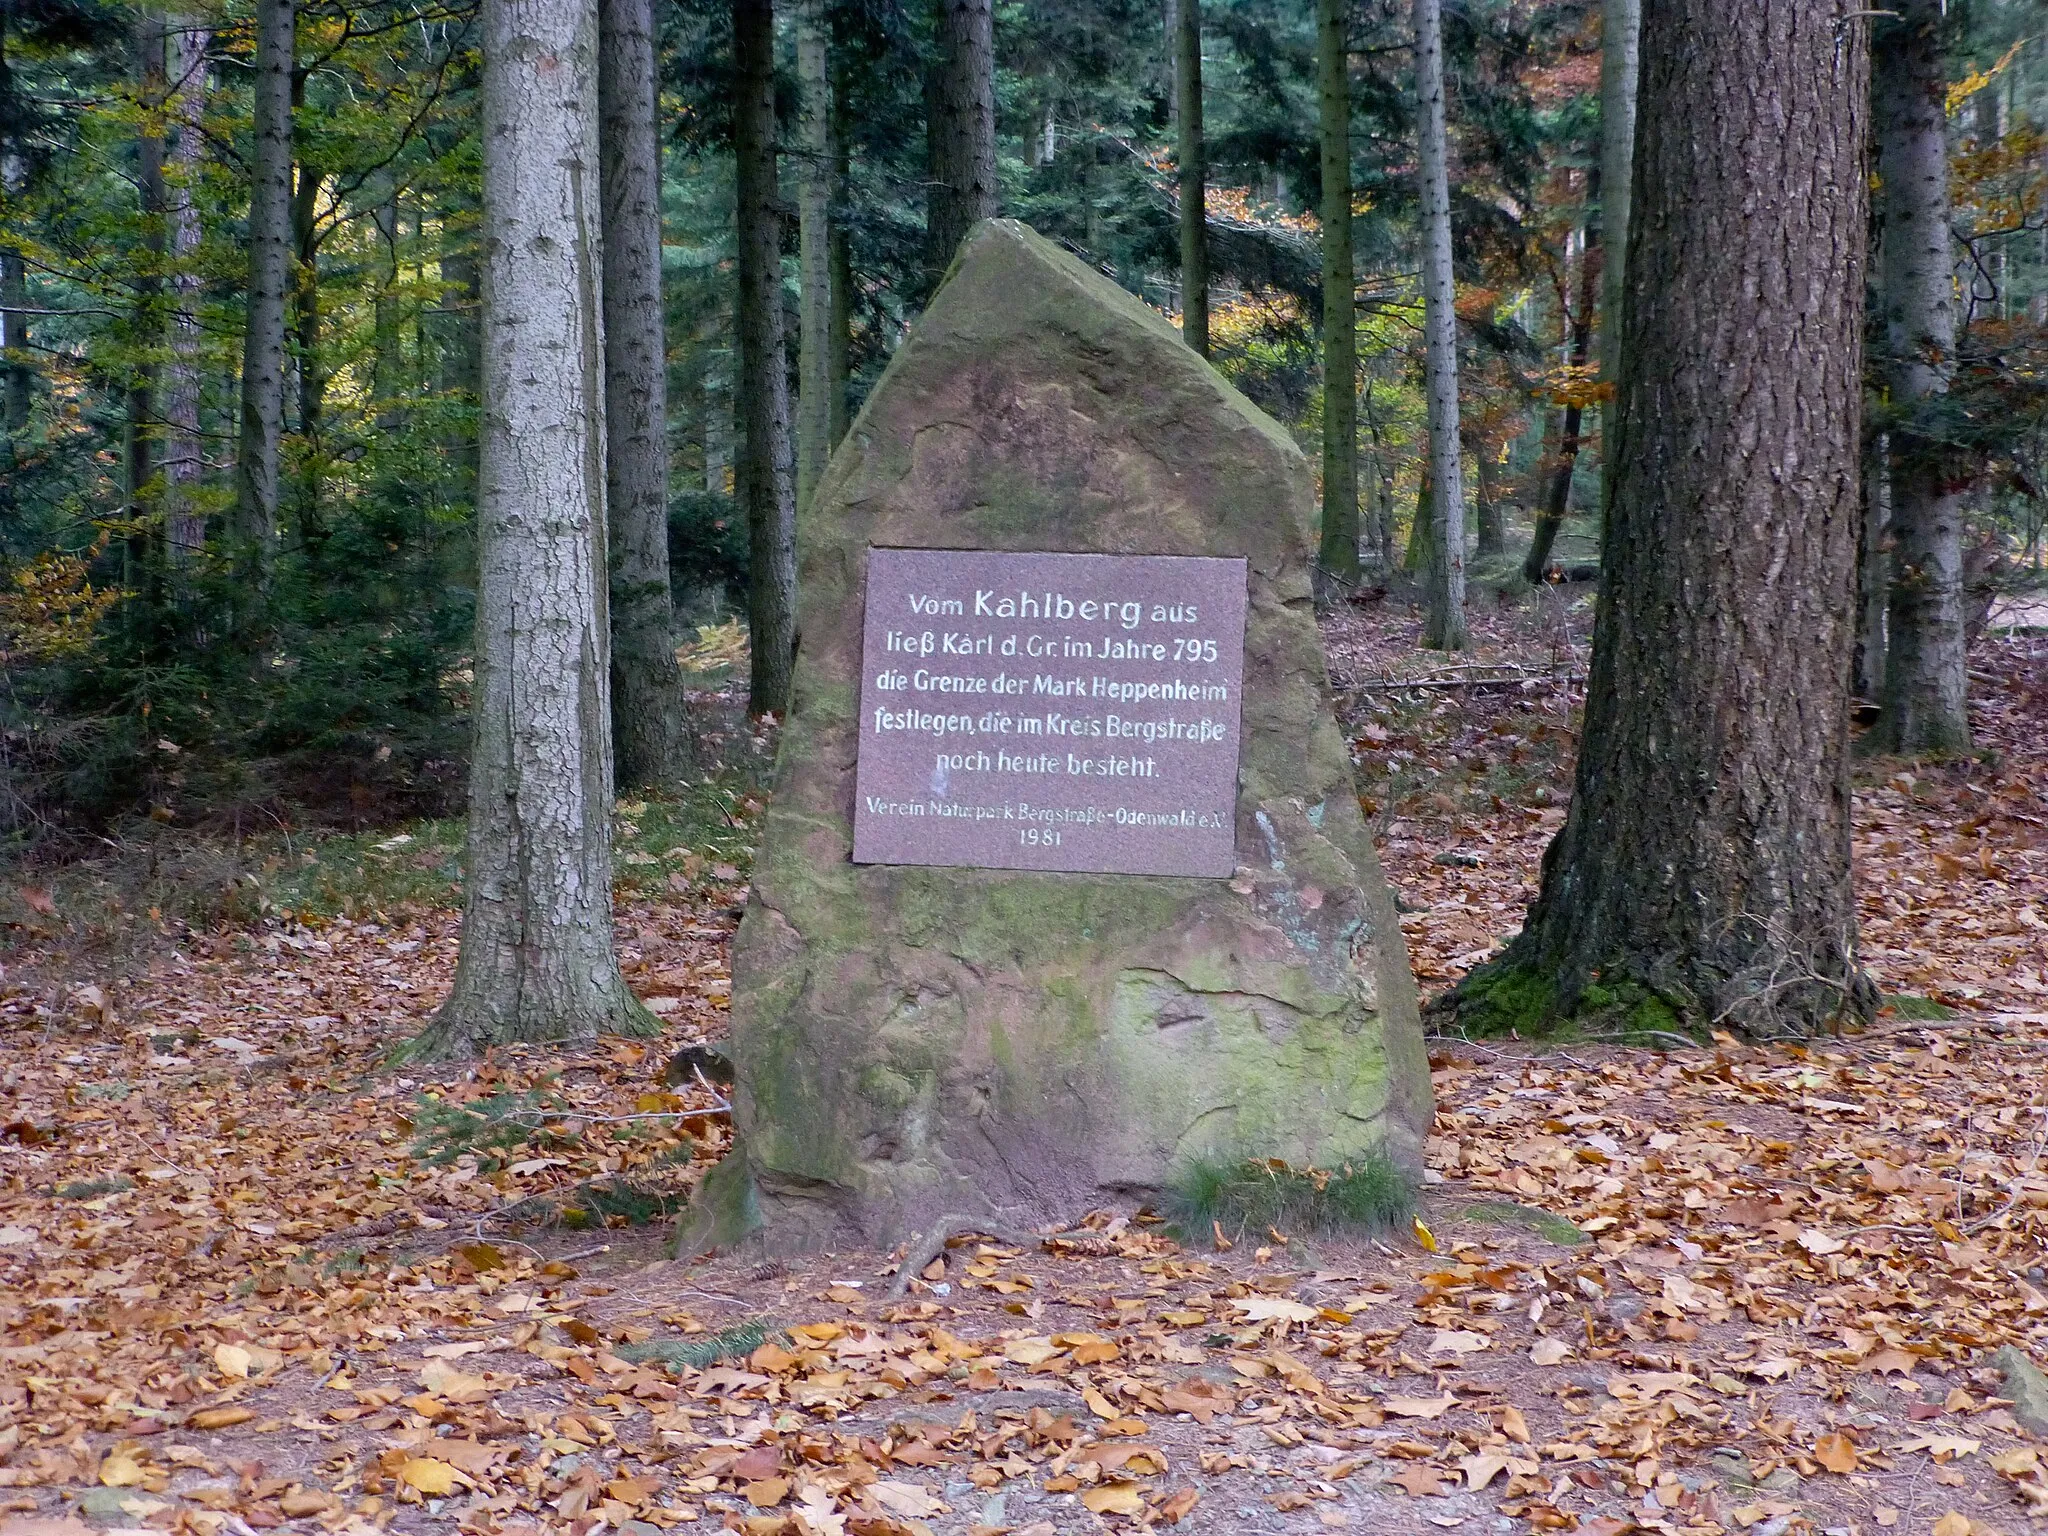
1597 0 1637 403
599 0 690 786
1175 0 1207 356
1413 0 1466 650
734 0 797 715
1855 432 1890 702
1316 0 1357 591
828 64 852 447
1471 431 1502 559
925 0 996 279
163 16 209 563
291 155 323 526
796 0 833 511
0 149 27 445
424 0 653 1057
1472 0 1875 1038
1871 0 1968 754
1523 206 1599 585
1402 468 1431 571
130 12 167 529
235 0 292 571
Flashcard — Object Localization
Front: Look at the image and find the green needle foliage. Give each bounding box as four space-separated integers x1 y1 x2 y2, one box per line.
617 1319 781 1372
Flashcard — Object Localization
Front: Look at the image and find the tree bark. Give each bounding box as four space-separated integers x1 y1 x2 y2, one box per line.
129 12 167 529
291 152 323 523
235 0 292 571
599 0 691 786
163 16 209 563
1597 0 1637 399
1871 0 1968 754
925 0 996 279
0 149 27 444
1523 206 1598 585
1316 0 1357 590
734 0 797 714
828 65 852 448
1855 432 1890 701
1470 430 1501 559
1413 0 1466 650
1175 0 1207 356
796 0 833 511
425 0 653 1056
1475 0 1875 1038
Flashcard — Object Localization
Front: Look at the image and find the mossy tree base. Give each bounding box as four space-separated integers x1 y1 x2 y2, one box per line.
681 222 1432 1259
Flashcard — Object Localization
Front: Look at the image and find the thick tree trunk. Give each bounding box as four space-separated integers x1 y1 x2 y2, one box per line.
425 0 652 1056
795 0 833 511
1475 0 1875 1038
1413 0 1465 650
925 0 996 279
1315 0 1357 591
734 0 797 714
235 0 292 571
1175 0 1207 356
1597 0 1637 404
163 17 209 563
1871 1 1968 754
599 0 691 786
1523 210 1598 585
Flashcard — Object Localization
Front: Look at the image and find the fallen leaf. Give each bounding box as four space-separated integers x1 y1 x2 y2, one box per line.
1078 1483 1146 1516
867 1480 943 1518
1385 1394 1458 1419
187 1406 255 1430
1797 1227 1845 1256
1460 1451 1510 1490
1813 1432 1857 1474
1933 1515 1971 1536
1390 1465 1446 1496
1428 1329 1491 1355
97 1455 148 1488
743 1478 791 1508
1529 1337 1572 1366
399 1458 461 1496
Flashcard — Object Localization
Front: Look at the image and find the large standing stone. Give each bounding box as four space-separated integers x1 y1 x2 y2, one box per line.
683 221 1429 1254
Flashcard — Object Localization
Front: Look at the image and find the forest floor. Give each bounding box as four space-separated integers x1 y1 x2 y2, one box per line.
1 596 2046 1536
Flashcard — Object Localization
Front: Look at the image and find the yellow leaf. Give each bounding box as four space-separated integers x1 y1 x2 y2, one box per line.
1412 1215 1438 1252
1932 1514 1972 1536
399 1458 461 1497
1385 1394 1457 1419
188 1406 255 1430
1083 1386 1120 1420
212 1344 252 1380
1500 1404 1531 1445
1814 1432 1857 1474
742 1478 790 1508
98 1455 148 1489
1079 1482 1147 1516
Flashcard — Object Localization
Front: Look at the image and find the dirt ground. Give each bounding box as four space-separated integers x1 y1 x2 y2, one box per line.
1 602 2044 1536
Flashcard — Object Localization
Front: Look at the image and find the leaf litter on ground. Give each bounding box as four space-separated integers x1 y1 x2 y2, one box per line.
0 605 2044 1536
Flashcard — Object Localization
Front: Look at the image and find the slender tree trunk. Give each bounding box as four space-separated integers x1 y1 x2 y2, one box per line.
371 190 401 418
703 355 730 494
1597 0 1638 504
235 0 292 570
1402 469 1433 572
828 63 852 447
1471 431 1502 559
796 0 834 510
163 16 209 563
925 0 996 279
1523 205 1598 584
1414 0 1466 650
599 0 690 786
1175 0 1207 356
1316 0 1357 590
1474 0 1875 1038
425 0 653 1056
735 0 796 714
1855 432 1891 702
0 147 26 446
291 154 323 526
437 186 482 493
130 12 167 530
1872 0 1968 754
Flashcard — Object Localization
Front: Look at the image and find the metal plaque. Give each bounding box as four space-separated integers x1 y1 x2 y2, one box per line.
852 547 1248 877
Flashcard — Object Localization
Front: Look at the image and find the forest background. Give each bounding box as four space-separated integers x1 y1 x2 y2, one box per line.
0 0 2043 865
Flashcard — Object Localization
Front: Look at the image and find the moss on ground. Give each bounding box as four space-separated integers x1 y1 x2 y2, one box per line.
1163 1152 1413 1246
1450 958 1703 1045
1459 1200 1587 1246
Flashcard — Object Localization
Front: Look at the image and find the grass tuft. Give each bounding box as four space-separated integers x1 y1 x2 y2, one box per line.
1163 1152 1414 1245
1460 1200 1586 1246
1884 994 1957 1022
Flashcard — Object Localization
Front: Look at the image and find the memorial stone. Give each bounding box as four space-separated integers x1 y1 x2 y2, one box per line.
681 221 1430 1255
